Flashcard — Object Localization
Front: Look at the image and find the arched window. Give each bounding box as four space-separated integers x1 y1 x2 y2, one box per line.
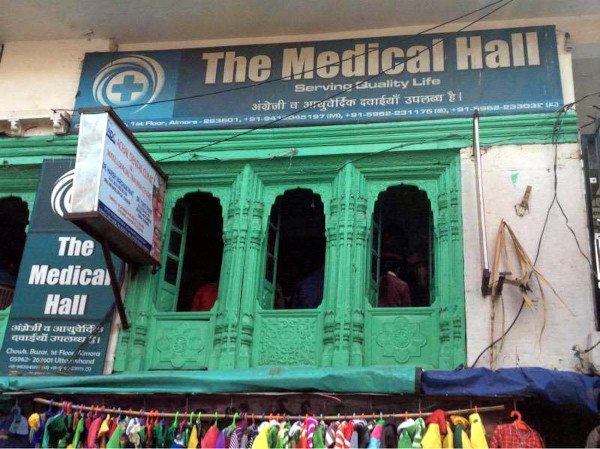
157 192 223 312
0 197 29 309
263 189 326 309
369 185 433 307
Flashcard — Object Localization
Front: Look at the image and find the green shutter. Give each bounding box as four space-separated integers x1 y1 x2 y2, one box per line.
156 201 189 312
262 203 281 309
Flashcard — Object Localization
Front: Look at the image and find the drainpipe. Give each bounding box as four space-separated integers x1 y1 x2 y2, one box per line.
473 111 491 295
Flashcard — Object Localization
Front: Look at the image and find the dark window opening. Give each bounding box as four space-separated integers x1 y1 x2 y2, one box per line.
264 189 326 309
370 185 433 307
158 192 223 312
0 197 29 310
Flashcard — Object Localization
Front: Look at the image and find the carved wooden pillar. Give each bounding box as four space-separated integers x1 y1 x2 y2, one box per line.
209 165 260 369
322 165 367 367
437 178 453 369
236 170 265 368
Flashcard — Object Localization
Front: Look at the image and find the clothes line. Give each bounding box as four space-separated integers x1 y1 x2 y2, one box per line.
33 397 504 421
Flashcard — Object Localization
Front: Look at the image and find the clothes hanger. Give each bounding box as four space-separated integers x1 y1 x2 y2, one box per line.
510 410 528 430
172 411 180 429
213 411 218 427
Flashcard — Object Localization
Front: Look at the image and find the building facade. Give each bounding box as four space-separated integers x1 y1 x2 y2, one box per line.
0 2 598 378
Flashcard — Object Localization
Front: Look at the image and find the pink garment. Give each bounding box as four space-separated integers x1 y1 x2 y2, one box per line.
86 416 103 449
306 417 318 449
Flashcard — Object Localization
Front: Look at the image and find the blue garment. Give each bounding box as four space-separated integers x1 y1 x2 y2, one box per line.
292 269 324 309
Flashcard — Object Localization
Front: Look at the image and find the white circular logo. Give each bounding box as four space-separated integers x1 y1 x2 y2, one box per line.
92 55 165 112
50 169 74 218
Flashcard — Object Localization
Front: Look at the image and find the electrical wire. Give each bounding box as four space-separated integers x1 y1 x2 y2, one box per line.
156 0 515 163
470 98 600 368
51 0 508 114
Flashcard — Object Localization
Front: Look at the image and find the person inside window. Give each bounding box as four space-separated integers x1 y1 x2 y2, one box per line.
378 258 411 307
291 259 325 309
190 267 220 312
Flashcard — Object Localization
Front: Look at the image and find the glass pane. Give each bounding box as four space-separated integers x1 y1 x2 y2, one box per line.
164 257 178 285
172 204 185 229
169 230 182 255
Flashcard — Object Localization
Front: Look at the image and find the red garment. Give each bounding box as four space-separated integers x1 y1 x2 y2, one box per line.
86 416 103 449
191 283 219 311
201 425 221 449
379 272 411 307
490 422 545 448
426 409 447 434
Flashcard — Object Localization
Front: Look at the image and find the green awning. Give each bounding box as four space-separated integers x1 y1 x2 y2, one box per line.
0 367 417 395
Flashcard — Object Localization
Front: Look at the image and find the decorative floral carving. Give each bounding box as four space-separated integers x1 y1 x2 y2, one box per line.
376 317 427 364
155 324 205 368
258 318 317 366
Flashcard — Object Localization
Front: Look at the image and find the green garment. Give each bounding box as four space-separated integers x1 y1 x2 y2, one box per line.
313 426 325 449
71 415 85 448
139 426 146 446
164 426 176 448
454 424 464 449
268 425 279 448
107 421 126 449
154 422 165 448
42 414 67 449
397 418 426 449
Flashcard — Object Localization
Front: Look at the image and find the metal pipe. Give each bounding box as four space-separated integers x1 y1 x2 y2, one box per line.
32 397 504 420
473 111 490 294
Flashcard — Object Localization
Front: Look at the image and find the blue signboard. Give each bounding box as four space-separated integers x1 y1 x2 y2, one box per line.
73 26 563 131
0 160 122 376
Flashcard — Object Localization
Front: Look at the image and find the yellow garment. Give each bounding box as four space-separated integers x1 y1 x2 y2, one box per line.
99 414 111 437
469 414 488 449
443 421 454 449
422 423 442 449
188 425 198 449
28 413 40 431
450 416 473 449
251 424 270 449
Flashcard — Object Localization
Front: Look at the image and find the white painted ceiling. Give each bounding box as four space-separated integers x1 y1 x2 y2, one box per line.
0 0 598 44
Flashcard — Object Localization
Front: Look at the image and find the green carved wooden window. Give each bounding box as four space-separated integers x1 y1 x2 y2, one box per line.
370 185 433 307
156 201 189 312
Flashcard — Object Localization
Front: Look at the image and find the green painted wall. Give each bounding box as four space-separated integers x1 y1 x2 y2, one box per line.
0 112 579 372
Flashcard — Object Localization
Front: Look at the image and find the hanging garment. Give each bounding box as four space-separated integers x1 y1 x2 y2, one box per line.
106 420 126 449
442 422 453 449
397 417 427 449
306 417 318 449
70 413 85 449
489 422 544 448
155 420 166 449
242 424 258 449
216 428 229 449
230 419 249 449
383 423 398 449
326 422 340 449
276 421 290 449
268 425 280 449
87 415 104 449
366 423 383 449
188 424 199 449
334 421 350 449
313 425 325 449
98 414 112 449
468 414 489 449
450 416 472 449
251 422 271 449
352 420 369 449
202 425 222 449
42 413 67 449
422 410 447 449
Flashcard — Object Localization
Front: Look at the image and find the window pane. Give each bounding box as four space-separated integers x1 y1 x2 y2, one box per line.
169 230 182 255
164 257 178 285
172 204 185 229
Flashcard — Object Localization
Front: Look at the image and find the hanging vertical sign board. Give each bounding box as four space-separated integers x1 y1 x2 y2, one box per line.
65 107 167 267
0 159 122 376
